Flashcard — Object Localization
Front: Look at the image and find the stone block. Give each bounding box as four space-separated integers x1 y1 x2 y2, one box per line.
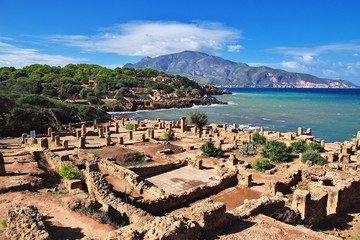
0 152 5 175
190 199 226 232
66 179 83 191
292 189 310 221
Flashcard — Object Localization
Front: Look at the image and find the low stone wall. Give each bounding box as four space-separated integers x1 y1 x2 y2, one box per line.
6 206 50 240
229 196 285 221
41 149 62 172
132 173 238 214
128 160 188 177
100 160 165 198
83 161 154 225
269 170 302 195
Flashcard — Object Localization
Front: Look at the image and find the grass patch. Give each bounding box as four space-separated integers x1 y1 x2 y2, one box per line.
125 156 148 167
48 190 69 195
125 123 134 130
1 217 7 228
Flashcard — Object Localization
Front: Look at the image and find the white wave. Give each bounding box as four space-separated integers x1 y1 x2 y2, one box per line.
232 93 240 95
227 101 238 105
262 118 271 121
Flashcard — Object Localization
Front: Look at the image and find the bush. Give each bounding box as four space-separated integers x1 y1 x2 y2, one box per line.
125 123 134 130
239 142 257 156
163 130 174 141
252 158 274 172
252 132 267 146
139 94 150 99
260 140 290 163
1 217 7 228
87 95 103 105
59 164 78 180
290 140 308 153
176 90 186 98
308 142 324 152
301 151 328 165
188 110 208 130
200 141 223 158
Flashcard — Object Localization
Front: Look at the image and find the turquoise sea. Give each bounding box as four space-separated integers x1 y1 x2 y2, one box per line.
111 88 360 143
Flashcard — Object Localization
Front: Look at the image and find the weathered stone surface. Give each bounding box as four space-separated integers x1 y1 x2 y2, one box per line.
0 152 6 175
190 198 226 232
6 206 50 240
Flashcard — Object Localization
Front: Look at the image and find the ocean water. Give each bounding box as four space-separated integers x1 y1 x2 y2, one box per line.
110 88 360 143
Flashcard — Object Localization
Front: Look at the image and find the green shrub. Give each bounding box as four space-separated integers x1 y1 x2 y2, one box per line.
252 158 274 172
308 142 324 152
290 140 308 153
139 94 150 99
188 110 208 130
59 164 78 180
163 130 174 141
301 151 328 165
87 95 103 105
260 140 290 163
1 217 7 228
252 132 267 146
200 141 223 158
176 90 186 98
125 123 134 130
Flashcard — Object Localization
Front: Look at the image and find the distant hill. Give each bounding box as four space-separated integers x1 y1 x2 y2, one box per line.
124 51 358 88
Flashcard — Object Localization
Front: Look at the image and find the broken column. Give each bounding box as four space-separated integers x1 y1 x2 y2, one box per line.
40 138 48 149
55 135 61 146
47 127 52 137
321 140 325 148
233 123 237 130
76 130 81 140
51 131 56 142
63 140 69 150
134 124 138 131
106 134 112 146
21 133 27 144
298 127 303 136
98 127 105 138
81 124 87 136
115 122 119 133
141 133 146 142
292 189 310 221
118 137 124 144
0 152 5 176
260 127 264 136
68 123 73 133
237 172 252 187
79 136 86 149
180 117 187 133
306 128 312 135
128 131 133 140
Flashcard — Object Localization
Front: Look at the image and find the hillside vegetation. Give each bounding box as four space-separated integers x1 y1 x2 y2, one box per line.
0 64 224 128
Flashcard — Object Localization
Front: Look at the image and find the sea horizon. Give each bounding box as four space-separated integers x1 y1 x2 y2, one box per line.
110 88 360 143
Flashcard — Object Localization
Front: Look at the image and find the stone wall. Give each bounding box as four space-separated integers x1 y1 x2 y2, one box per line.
6 206 50 240
128 160 188 177
131 173 238 214
83 161 154 225
269 170 302 195
99 160 165 198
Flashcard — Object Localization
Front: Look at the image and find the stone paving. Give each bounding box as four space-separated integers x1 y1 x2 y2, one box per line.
146 166 218 194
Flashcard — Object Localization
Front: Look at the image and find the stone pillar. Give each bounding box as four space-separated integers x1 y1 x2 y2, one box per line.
81 124 87 136
260 127 264 136
128 131 133 140
276 132 281 139
68 123 73 133
141 133 146 142
180 117 187 133
233 140 238 149
21 133 27 144
0 152 5 176
63 140 69 150
121 118 125 126
115 122 119 133
79 136 86 149
76 130 81 140
93 124 97 131
48 127 52 137
292 189 310 221
287 133 293 141
228 154 237 165
55 135 61 146
306 128 312 135
108 120 112 126
357 130 360 140
40 138 48 149
94 119 98 126
150 129 155 139
223 124 227 131
106 134 111 146
51 132 56 142
195 159 202 169
238 173 252 187
233 123 237 130
248 134 252 143
118 137 124 144
98 127 105 138
134 124 138 131
298 127 303 136
321 140 325 148
342 154 350 163
105 125 110 134
157 118 160 123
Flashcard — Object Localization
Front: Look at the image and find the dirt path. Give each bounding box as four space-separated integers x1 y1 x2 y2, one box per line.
0 191 114 240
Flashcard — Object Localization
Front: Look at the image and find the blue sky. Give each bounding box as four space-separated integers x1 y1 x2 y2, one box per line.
1 0 360 84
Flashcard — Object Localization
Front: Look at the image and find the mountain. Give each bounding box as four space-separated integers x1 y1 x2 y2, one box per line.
124 51 358 88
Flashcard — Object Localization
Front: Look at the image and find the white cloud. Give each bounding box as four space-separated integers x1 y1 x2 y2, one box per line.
227 44 243 52
50 21 242 56
354 53 359 57
0 41 86 68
